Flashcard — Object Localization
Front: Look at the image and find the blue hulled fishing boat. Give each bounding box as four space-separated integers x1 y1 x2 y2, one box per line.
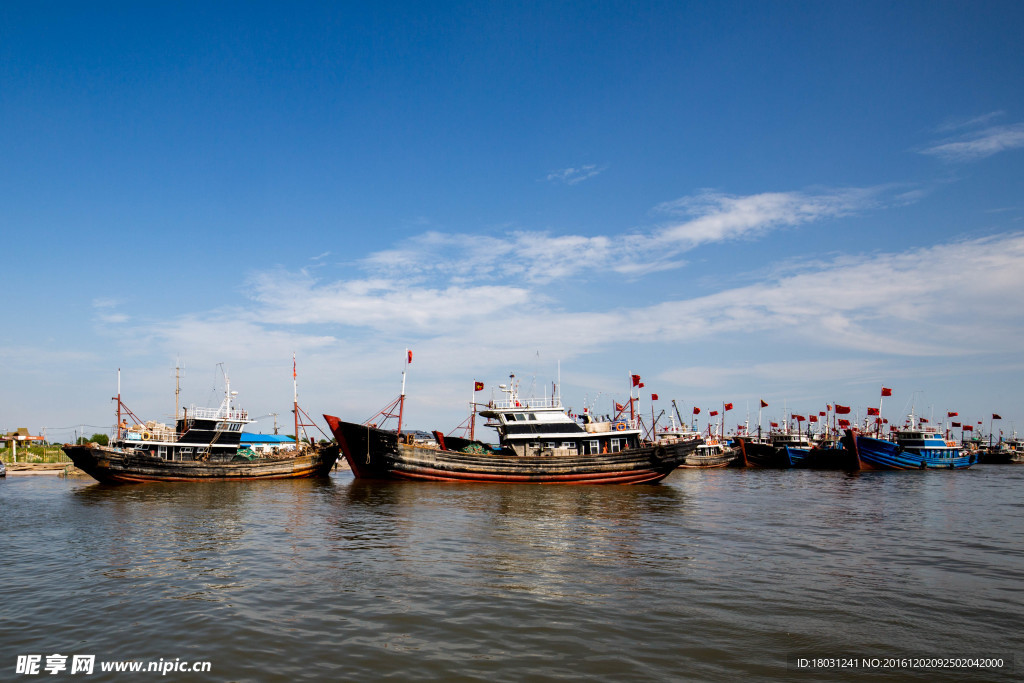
845 418 977 470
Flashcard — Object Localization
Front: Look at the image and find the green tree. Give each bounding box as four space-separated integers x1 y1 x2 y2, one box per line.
78 433 109 446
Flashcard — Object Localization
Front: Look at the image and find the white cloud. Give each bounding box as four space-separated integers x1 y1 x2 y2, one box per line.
544 164 607 185
921 122 1024 162
352 186 884 286
653 188 875 247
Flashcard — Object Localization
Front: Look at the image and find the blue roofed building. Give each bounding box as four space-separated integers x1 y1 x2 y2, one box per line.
240 433 297 453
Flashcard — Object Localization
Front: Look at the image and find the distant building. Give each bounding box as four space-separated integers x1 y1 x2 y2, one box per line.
2 427 44 444
240 432 297 453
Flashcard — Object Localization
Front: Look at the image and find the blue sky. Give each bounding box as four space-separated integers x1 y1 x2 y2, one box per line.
3 1 1024 442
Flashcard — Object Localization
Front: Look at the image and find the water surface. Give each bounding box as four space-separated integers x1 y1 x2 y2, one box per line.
2 467 1021 681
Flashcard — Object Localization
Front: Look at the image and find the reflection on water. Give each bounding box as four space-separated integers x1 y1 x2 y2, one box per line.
1 468 1022 681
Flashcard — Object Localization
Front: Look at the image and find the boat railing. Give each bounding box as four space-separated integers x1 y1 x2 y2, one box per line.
181 405 250 421
489 397 563 410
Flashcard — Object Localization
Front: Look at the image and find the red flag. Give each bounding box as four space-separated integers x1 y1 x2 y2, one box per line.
826 404 832 411
875 418 883 424
947 411 958 418
835 404 851 415
809 415 818 423
474 381 484 392
638 382 645 388
951 422 961 427
792 414 805 422
724 403 734 411
709 410 719 416
692 407 700 415
920 418 929 423
293 354 296 378
651 393 659 401
867 407 880 416
770 422 779 428
963 425 974 431
881 387 892 397
838 419 851 428
615 402 625 412
407 349 413 363
819 411 826 416
760 399 768 408
993 413 1003 420
631 374 641 387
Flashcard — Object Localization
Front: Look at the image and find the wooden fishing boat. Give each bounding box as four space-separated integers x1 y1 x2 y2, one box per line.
325 376 699 484
63 368 338 484
657 429 736 468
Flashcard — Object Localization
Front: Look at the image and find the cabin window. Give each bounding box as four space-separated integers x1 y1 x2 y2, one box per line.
528 414 537 421
504 414 516 422
610 438 623 453
545 442 557 449
158 446 168 459
585 440 599 454
561 442 578 454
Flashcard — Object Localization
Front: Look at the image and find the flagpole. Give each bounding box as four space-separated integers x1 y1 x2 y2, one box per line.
398 349 409 437
293 353 300 447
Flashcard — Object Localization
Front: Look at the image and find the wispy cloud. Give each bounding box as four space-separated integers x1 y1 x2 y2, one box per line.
355 186 886 286
921 121 1024 162
653 188 876 248
934 111 1005 133
545 164 607 185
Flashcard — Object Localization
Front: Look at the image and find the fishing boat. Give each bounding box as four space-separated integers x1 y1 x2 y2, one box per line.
844 418 977 470
979 437 1024 464
733 430 812 468
795 436 860 470
325 375 700 484
656 425 735 468
653 402 733 468
63 368 338 484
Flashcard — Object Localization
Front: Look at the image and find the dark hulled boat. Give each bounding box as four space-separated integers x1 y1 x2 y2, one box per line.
979 438 1024 464
64 372 338 484
325 381 700 484
733 431 811 468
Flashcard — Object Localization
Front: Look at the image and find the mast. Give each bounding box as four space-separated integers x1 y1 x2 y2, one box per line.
397 349 410 437
174 362 182 425
117 368 122 439
293 352 300 447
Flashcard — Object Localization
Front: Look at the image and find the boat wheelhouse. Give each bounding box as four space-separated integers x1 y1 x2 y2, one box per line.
477 381 644 458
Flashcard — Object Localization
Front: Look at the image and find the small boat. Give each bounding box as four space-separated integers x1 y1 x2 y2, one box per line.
657 429 736 468
63 369 338 484
325 377 700 484
979 438 1024 464
845 420 977 470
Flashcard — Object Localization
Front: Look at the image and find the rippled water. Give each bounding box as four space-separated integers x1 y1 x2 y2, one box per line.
2 467 1022 681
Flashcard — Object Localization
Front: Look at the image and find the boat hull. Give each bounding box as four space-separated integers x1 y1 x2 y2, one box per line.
845 432 975 470
325 415 699 484
679 448 739 469
733 438 806 468
795 444 862 471
62 443 339 484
